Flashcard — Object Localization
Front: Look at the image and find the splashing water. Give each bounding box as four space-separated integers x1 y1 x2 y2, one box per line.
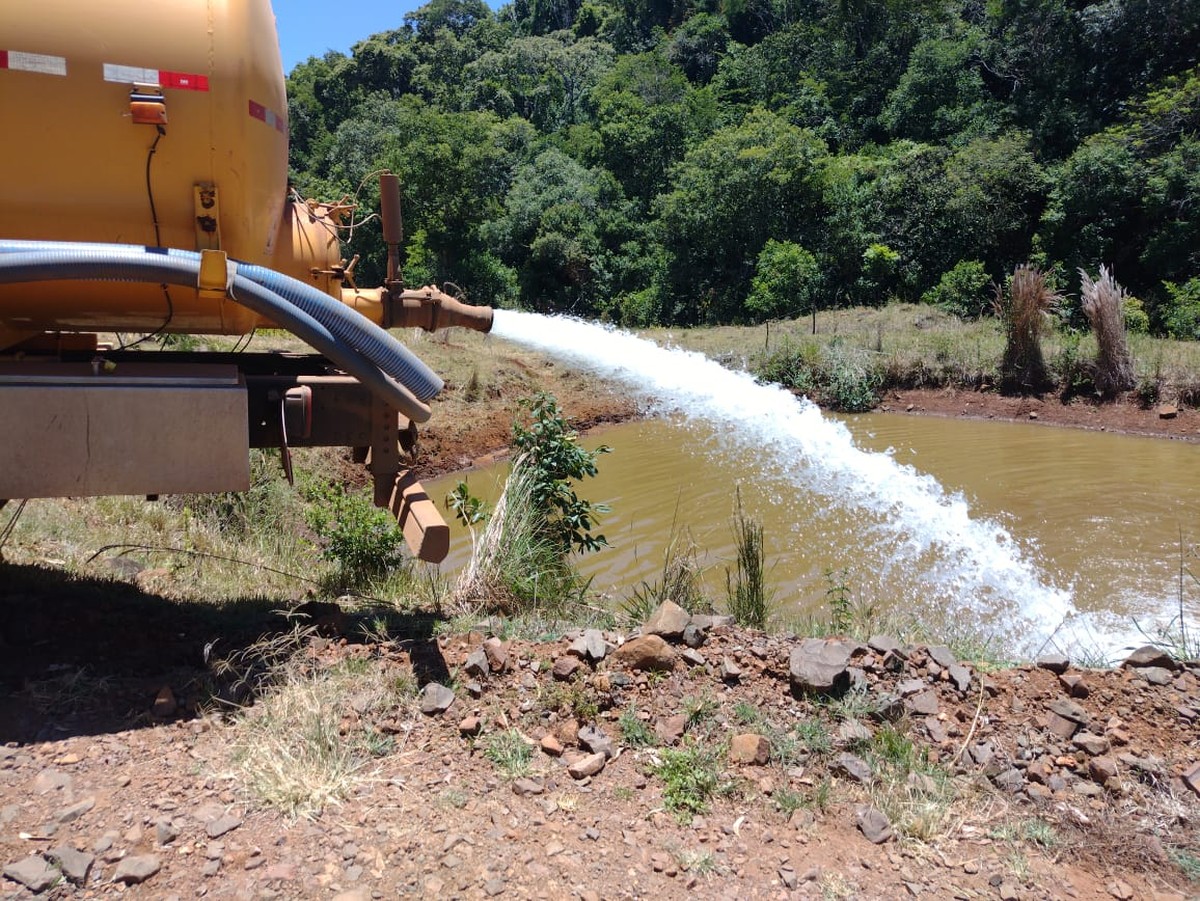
490 310 1079 655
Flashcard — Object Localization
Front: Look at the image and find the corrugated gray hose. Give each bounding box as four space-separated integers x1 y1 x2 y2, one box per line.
0 242 443 422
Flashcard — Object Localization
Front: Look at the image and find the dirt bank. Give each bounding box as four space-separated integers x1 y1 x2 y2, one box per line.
882 389 1198 443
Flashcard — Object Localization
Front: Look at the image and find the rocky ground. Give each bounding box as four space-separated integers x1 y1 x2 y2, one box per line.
0 595 1197 900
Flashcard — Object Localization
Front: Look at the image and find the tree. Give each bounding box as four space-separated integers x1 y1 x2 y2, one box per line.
482 149 638 315
879 29 1004 144
655 109 828 322
745 240 820 321
589 52 698 202
1038 136 1146 286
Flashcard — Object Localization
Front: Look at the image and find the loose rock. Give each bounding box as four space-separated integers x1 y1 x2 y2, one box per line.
152 685 178 718
206 814 242 839
463 649 489 679
856 806 893 844
729 733 770 765
482 637 509 672
1122 645 1177 670
567 753 606 779
552 656 583 680
4 856 59 893
113 854 162 885
789 639 855 694
612 635 676 672
47 846 93 885
1036 654 1071 674
420 682 456 714
836 752 873 783
642 601 692 639
578 725 615 759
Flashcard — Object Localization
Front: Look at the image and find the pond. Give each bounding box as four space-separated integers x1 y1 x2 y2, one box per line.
429 413 1200 654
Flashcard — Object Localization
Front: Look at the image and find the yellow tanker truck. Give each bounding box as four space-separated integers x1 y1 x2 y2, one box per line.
0 0 494 563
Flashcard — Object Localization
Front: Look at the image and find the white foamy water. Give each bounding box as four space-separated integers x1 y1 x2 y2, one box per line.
490 310 1092 656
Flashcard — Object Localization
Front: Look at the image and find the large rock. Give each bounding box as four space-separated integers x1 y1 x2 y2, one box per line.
642 601 692 640
419 682 455 715
856 806 893 844
612 635 676 672
567 753 606 779
1122 645 1177 670
729 734 770 766
46 846 93 886
4 856 58 893
113 855 162 885
789 639 857 695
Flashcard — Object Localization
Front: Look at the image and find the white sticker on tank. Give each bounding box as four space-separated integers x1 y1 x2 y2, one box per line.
103 63 160 85
1 51 67 76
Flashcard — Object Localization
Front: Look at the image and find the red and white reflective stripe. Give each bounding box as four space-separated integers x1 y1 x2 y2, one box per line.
103 62 209 91
0 50 68 76
248 99 286 134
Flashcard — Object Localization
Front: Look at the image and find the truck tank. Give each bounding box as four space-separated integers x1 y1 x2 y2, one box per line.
0 0 309 334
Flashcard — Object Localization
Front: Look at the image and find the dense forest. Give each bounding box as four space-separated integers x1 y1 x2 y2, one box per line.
286 0 1200 334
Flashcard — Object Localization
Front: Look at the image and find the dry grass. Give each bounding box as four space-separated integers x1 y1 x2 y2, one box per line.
647 303 1200 403
227 642 418 818
994 266 1060 394
1080 266 1136 397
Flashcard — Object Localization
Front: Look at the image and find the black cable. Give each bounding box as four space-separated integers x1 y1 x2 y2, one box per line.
127 125 174 350
146 126 165 246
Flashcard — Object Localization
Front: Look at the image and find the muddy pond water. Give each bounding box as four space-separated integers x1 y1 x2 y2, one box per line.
428 414 1199 652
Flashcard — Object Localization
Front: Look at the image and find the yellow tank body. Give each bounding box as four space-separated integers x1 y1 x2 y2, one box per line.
0 0 338 335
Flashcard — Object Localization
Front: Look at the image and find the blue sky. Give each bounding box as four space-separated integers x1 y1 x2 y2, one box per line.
274 0 419 72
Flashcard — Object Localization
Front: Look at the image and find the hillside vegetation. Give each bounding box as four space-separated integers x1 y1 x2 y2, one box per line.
287 0 1199 336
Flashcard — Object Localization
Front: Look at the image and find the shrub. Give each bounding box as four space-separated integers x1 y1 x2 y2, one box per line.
620 527 711 627
858 243 901 304
1079 266 1136 397
756 338 820 394
619 286 662 327
1053 329 1093 400
305 485 406 587
451 461 588 613
484 729 533 777
754 338 882 411
1124 296 1150 333
1162 278 1200 340
654 743 724 821
823 341 884 412
921 260 991 319
452 392 609 614
511 392 610 555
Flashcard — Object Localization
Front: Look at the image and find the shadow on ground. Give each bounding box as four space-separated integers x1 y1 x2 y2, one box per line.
0 562 446 744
